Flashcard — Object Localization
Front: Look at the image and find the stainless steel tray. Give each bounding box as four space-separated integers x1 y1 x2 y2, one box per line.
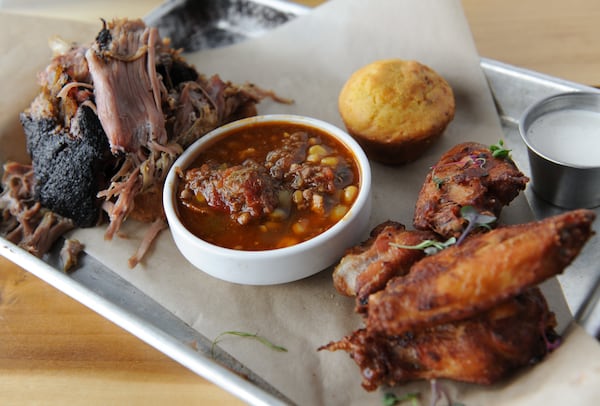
2 2 600 405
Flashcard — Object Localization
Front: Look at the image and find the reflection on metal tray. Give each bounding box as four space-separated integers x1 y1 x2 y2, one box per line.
1 2 600 405
144 0 309 51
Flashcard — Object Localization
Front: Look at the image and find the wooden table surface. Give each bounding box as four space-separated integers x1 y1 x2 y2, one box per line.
1 0 600 404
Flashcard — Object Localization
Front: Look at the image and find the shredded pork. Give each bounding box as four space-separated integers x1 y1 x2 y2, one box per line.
0 162 75 258
85 19 167 153
4 17 290 267
60 238 85 272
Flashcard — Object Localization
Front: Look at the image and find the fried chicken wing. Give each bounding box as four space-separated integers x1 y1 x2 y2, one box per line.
320 288 557 391
413 142 529 238
332 221 437 312
367 209 595 335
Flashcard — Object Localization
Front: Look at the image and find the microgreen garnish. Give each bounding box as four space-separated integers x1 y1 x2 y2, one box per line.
210 331 288 357
473 156 487 168
390 237 456 256
432 154 485 172
432 176 445 189
383 391 421 406
490 139 511 159
456 206 497 245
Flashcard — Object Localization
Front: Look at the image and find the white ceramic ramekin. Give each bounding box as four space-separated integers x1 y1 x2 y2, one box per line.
163 114 372 285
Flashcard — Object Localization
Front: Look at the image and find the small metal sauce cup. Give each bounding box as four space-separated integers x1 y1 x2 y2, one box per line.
519 91 600 209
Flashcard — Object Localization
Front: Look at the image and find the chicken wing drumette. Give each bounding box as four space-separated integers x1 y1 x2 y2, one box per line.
332 221 438 313
413 142 528 239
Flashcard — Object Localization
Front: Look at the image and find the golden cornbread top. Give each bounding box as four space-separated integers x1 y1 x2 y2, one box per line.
338 59 455 144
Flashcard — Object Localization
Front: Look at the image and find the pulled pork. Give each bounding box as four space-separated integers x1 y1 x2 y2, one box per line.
0 162 75 261
8 18 288 267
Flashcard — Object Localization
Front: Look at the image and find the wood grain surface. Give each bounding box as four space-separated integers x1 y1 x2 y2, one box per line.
1 0 599 404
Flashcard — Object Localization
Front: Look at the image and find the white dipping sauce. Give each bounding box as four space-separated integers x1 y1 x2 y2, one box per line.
526 109 600 167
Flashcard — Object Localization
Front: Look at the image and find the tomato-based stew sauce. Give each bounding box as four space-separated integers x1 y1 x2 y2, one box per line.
177 122 361 250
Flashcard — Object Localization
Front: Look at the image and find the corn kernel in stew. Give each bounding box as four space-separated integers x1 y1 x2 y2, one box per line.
292 218 310 235
321 156 339 167
342 185 359 204
330 204 349 221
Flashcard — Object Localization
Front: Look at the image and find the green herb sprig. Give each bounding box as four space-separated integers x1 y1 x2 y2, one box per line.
456 206 497 245
211 331 288 357
432 176 445 189
389 207 495 252
390 237 456 256
489 139 511 159
383 391 420 406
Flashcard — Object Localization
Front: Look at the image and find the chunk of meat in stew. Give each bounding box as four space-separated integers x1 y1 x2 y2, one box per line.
182 159 279 225
265 131 309 180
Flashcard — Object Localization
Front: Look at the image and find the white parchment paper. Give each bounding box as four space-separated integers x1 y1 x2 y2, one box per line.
1 1 599 404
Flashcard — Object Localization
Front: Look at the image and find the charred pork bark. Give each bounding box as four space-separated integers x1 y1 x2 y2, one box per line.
22 105 115 227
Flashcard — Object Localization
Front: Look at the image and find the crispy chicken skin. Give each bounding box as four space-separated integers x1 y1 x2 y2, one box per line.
332 221 437 312
322 139 593 391
367 209 596 335
320 288 557 391
413 142 529 238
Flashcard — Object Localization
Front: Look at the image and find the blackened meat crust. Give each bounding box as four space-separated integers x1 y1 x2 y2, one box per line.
22 105 115 227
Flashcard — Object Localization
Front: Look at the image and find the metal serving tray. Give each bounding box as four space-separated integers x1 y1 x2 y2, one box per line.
481 59 600 336
2 2 599 405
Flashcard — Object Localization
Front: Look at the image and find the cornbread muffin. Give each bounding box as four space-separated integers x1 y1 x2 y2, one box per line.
338 59 455 165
